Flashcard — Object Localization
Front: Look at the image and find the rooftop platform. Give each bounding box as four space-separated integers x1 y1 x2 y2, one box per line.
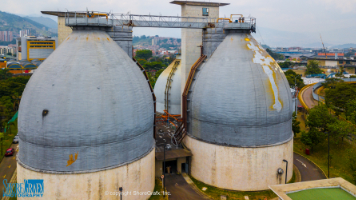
269 178 356 200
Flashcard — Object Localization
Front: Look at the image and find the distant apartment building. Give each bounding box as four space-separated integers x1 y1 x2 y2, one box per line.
0 31 14 41
19 29 36 37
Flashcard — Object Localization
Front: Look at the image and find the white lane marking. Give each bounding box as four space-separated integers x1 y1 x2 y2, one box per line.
296 159 307 168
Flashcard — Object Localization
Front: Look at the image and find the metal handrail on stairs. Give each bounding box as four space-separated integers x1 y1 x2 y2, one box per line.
172 55 207 145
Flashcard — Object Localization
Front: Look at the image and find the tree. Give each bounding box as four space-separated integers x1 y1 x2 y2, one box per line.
300 128 324 152
143 61 165 71
0 69 12 80
327 120 354 143
137 59 147 66
292 112 300 136
266 48 284 60
305 60 323 75
279 60 293 69
346 99 356 123
284 69 305 89
322 78 344 89
335 66 345 77
325 82 356 113
135 50 152 60
155 69 164 80
306 104 336 133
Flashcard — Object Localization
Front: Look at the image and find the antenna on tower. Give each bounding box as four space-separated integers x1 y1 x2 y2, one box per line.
320 34 327 59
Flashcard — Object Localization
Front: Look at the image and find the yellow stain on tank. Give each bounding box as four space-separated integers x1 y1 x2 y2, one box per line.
245 38 250 41
66 152 78 167
107 38 110 41
231 37 234 41
246 37 283 111
86 37 88 41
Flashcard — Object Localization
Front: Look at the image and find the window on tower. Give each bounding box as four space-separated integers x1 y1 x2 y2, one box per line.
202 8 209 16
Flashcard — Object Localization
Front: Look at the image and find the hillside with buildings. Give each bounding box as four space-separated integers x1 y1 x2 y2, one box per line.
133 35 181 57
0 11 57 43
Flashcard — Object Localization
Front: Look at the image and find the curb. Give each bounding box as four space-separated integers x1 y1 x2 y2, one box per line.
181 173 212 200
293 164 301 183
298 83 316 110
294 151 328 179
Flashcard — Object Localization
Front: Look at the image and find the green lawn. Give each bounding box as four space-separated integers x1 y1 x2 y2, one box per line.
287 188 356 200
189 175 277 200
294 112 356 183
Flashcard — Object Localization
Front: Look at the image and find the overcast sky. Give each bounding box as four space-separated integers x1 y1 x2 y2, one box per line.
3 0 356 46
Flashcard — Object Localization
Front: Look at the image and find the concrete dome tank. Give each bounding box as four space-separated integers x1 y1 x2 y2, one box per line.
184 32 293 191
154 59 181 114
17 28 155 199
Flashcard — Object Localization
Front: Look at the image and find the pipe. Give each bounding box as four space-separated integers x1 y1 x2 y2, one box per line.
283 159 288 184
119 187 123 200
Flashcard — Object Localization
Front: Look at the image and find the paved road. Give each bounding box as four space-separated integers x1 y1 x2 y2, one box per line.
165 174 205 200
302 85 318 109
0 143 18 198
294 153 326 181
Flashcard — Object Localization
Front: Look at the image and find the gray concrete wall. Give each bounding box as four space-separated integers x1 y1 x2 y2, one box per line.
106 26 133 59
18 149 155 200
184 136 293 191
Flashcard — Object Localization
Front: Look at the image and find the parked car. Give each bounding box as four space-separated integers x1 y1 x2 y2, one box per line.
5 148 14 156
13 135 19 144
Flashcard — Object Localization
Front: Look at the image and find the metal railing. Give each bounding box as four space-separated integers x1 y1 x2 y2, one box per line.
64 11 256 30
65 11 114 27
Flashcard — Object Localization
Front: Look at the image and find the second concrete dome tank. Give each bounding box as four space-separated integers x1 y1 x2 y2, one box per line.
189 32 293 147
18 29 155 172
154 59 181 114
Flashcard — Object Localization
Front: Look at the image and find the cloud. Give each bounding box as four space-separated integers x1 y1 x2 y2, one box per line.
2 0 355 46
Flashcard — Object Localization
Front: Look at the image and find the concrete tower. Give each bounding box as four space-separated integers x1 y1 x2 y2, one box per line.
184 32 293 191
17 27 155 199
170 1 229 96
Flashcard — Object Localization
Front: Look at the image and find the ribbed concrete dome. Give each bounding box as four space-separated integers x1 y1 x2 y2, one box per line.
154 59 181 114
18 29 154 173
189 33 292 147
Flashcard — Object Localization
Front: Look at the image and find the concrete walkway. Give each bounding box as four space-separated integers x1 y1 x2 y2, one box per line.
294 153 326 181
165 174 208 200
